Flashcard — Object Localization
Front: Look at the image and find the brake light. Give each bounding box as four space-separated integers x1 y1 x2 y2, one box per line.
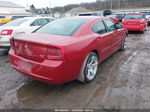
47 46 65 60
140 19 145 23
10 37 15 50
122 19 125 22
0 29 13 35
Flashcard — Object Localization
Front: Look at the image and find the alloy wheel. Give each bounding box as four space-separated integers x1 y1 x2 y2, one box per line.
85 55 98 81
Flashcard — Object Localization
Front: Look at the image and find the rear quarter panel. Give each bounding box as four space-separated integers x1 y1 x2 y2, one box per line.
64 34 99 61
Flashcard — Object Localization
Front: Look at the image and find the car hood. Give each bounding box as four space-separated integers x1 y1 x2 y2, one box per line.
14 33 71 45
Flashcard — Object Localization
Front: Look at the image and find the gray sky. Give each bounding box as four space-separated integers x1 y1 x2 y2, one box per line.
9 0 96 8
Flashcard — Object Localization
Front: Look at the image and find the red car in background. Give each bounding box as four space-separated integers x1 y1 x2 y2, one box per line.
106 15 120 23
122 13 148 33
9 16 127 85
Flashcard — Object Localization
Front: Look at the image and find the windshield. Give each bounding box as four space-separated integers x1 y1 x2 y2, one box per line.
124 15 144 19
35 18 87 36
3 18 29 26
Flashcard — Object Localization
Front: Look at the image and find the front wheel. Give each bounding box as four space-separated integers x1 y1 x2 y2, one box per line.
77 52 99 83
145 26 147 31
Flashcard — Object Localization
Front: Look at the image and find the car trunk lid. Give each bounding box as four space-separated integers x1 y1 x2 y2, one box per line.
124 19 142 25
13 33 70 62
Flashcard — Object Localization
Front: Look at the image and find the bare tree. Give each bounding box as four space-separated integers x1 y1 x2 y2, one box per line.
51 0 150 13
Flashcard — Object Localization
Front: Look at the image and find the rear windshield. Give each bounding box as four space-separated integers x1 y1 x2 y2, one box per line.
141 12 150 15
124 15 144 19
107 15 116 18
3 18 29 26
116 14 124 17
35 18 87 36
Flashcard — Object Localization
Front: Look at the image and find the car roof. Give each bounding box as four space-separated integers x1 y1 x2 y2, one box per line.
63 16 106 21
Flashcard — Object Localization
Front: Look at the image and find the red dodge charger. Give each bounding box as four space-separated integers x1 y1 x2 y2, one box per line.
9 16 127 85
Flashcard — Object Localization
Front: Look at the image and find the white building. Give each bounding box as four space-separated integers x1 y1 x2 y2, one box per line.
0 0 31 20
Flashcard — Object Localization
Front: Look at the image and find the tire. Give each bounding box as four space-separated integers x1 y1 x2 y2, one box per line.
145 26 147 31
120 35 127 51
141 31 144 34
77 52 98 83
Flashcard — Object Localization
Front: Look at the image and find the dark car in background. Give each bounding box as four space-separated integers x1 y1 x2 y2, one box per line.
79 12 102 16
116 14 125 22
103 10 113 16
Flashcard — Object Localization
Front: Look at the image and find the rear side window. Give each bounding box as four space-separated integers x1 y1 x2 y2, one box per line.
31 20 39 26
116 23 123 29
103 20 115 32
38 19 50 26
124 15 144 19
92 21 107 34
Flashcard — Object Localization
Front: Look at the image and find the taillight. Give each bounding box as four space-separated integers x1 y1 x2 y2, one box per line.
10 37 15 50
140 19 145 23
0 29 13 35
122 19 126 24
47 46 65 60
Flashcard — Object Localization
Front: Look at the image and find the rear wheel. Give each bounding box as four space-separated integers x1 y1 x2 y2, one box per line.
77 52 98 83
120 35 127 51
145 26 147 31
141 31 144 34
141 26 147 33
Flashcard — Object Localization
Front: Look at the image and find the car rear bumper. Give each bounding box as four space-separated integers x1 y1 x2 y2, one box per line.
0 46 10 50
0 35 10 48
9 49 82 85
123 24 145 31
0 42 10 49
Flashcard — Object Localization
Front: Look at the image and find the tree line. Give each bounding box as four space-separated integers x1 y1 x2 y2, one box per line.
51 0 150 13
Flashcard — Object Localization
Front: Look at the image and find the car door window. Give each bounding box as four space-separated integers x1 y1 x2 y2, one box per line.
38 19 49 26
31 19 50 26
92 21 107 34
31 20 39 26
103 20 116 32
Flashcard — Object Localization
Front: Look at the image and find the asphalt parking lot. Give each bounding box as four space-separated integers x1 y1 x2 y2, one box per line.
0 28 150 109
